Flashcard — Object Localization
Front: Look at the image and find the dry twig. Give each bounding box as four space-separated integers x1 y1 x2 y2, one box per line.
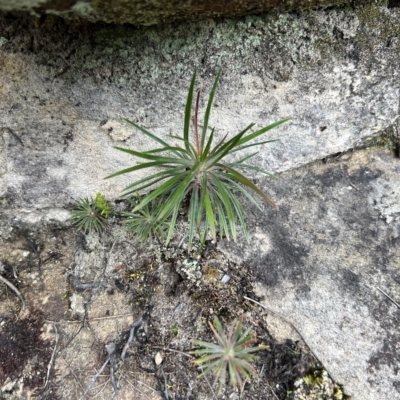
123 376 152 400
43 323 59 389
266 381 280 400
376 287 400 309
106 343 118 398
121 317 143 360
0 274 25 312
78 353 114 400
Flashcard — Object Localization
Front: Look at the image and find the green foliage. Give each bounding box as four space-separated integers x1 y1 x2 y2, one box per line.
122 194 170 246
191 316 267 392
171 324 178 336
107 71 289 248
301 369 351 400
71 196 110 234
364 128 399 155
95 192 112 218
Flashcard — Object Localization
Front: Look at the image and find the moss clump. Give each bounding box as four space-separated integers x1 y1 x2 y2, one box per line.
363 128 399 155
355 4 384 22
294 369 351 399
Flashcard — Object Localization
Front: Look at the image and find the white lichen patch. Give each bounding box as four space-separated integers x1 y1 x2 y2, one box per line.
177 258 202 284
369 177 400 223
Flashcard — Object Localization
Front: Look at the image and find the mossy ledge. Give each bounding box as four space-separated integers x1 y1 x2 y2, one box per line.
0 0 377 26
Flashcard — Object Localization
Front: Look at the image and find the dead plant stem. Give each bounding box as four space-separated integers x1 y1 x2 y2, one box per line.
376 287 400 309
0 274 25 312
43 323 58 389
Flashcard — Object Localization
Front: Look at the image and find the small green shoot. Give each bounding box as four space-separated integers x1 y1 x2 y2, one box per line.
95 192 112 218
71 196 110 234
171 324 178 336
122 194 171 246
191 316 268 392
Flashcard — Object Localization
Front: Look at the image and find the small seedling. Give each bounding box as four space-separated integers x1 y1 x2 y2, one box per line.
95 192 112 218
191 316 268 392
171 324 178 336
71 196 110 234
122 194 170 246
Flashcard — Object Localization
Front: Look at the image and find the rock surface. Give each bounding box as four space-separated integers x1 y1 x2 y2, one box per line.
0 4 400 399
0 6 399 216
0 0 354 25
220 148 400 400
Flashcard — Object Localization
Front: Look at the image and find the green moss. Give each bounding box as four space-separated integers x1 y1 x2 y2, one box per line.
364 128 399 153
356 4 382 22
354 1 400 50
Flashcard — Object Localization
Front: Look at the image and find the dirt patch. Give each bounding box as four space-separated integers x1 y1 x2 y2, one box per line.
0 215 347 400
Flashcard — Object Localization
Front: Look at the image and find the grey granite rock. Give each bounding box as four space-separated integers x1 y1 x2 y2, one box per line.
219 148 400 400
0 6 399 215
0 7 399 397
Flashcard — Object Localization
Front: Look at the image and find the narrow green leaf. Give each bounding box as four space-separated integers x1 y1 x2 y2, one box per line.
208 132 228 157
122 165 186 192
132 173 186 213
144 146 192 159
167 134 198 159
225 189 248 241
188 186 199 248
165 203 180 244
216 174 263 211
105 160 169 179
200 128 215 161
224 166 278 209
230 139 280 154
112 146 191 165
124 118 174 150
196 179 206 227
210 188 230 241
157 168 197 220
184 73 197 152
210 173 236 240
229 163 277 178
236 117 290 147
207 123 254 166
201 69 221 151
204 183 216 241
228 151 259 165
123 175 178 196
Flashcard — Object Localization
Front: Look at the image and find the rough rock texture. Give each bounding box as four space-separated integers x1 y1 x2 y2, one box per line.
220 148 400 400
0 6 399 217
0 0 353 25
1 2 400 399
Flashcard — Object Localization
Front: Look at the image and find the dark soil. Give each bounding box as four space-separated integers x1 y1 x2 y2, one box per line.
0 215 346 400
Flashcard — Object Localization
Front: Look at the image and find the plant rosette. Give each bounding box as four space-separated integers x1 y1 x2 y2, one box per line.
107 71 289 248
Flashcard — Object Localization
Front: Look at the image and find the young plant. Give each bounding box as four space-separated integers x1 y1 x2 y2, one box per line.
122 194 170 246
95 192 112 218
71 196 110 234
107 71 289 248
191 317 267 392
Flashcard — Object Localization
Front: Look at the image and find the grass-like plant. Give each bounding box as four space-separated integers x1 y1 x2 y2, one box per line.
71 195 110 234
107 71 289 248
191 317 267 392
122 194 170 246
